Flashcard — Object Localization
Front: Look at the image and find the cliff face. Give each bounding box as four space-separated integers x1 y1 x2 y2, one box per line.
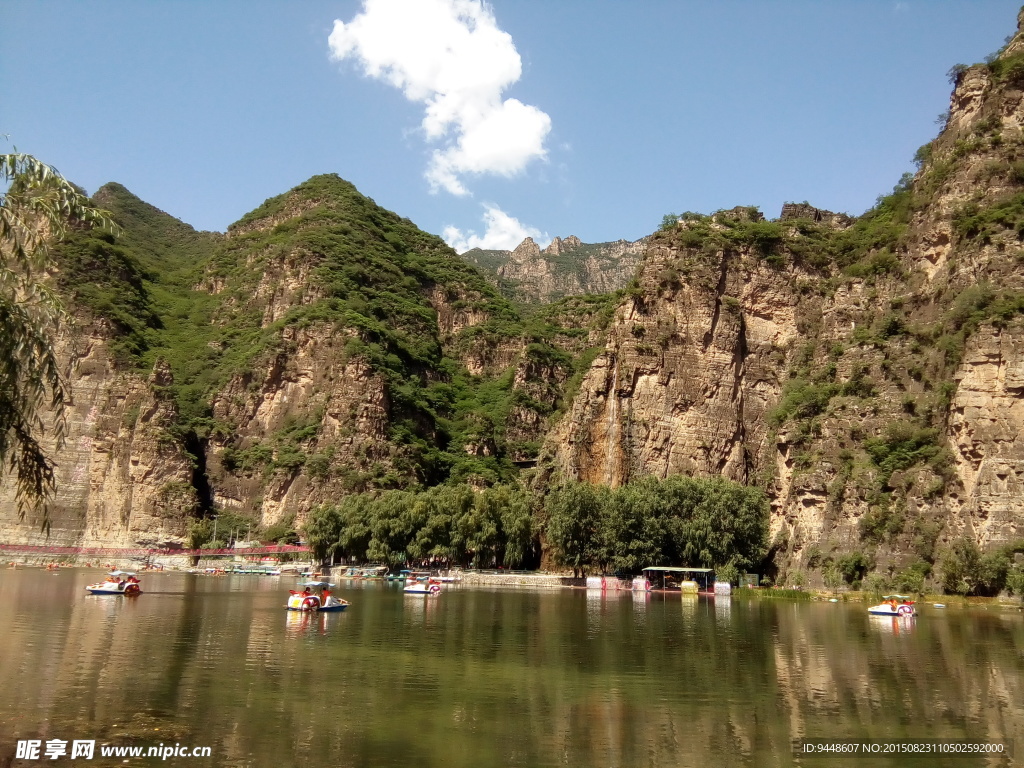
5 13 1024 580
1 176 612 546
547 214 806 490
461 235 645 303
544 15 1024 579
0 325 197 548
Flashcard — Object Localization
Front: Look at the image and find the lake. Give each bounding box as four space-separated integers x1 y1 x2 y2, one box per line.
1 569 1021 767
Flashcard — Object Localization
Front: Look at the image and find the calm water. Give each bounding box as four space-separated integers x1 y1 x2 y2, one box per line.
1 570 1022 767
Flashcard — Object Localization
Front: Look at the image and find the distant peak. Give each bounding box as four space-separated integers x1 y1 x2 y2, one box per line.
511 237 542 259
544 235 582 255
779 202 853 228
93 181 142 204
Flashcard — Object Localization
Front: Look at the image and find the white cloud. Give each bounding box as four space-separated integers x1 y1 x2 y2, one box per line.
328 0 551 195
443 204 549 252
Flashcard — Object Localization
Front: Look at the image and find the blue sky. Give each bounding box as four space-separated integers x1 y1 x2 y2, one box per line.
3 1 1021 250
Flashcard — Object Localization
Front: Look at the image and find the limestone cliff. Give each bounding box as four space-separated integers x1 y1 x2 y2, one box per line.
461 235 645 303
0 324 197 549
5 11 1024 588
1 176 610 545
544 14 1024 581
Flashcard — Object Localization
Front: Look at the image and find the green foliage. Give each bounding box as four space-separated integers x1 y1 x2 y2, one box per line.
858 495 904 544
716 562 740 586
734 220 786 260
187 518 214 550
831 180 913 273
842 250 902 278
51 230 161 363
1007 566 1024 600
946 63 969 85
939 538 1024 596
262 514 300 544
940 538 1006 596
913 142 934 167
864 421 942 482
947 283 1024 333
1 152 119 521
304 483 536 568
546 481 609 577
546 475 769 578
822 565 843 592
951 192 1024 244
892 560 931 594
987 50 1024 86
187 509 256 549
660 213 680 231
55 174 631 490
836 550 873 588
768 379 838 426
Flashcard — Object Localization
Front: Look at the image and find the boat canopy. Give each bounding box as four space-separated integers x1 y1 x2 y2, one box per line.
108 571 136 577
300 581 335 588
882 594 913 600
642 567 714 573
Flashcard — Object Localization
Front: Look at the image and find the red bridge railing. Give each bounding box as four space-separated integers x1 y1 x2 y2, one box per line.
0 543 310 557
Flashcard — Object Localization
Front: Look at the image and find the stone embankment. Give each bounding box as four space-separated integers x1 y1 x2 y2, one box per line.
456 570 583 589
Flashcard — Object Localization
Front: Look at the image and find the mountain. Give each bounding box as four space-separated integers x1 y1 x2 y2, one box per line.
0 175 610 547
4 9 1024 591
541 14 1024 583
461 235 646 303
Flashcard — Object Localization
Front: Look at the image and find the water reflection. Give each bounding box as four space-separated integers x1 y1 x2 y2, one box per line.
632 589 649 625
868 615 917 636
284 610 329 636
0 571 1021 768
715 596 732 625
680 593 698 617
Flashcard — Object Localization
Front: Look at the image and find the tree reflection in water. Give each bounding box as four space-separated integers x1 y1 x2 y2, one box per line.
0 572 1020 768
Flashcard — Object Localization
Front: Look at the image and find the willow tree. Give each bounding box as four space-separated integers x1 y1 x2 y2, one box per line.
545 481 609 577
1 152 116 522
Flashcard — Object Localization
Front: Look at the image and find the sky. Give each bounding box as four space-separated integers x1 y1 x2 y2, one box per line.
3 1 1022 251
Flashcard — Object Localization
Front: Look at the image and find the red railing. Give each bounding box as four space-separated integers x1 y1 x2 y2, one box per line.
0 543 310 557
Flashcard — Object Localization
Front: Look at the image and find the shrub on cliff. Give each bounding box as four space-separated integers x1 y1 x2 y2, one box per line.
865 421 943 486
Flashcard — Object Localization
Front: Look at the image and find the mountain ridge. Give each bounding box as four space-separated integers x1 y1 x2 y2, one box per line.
461 234 647 303
4 10 1024 593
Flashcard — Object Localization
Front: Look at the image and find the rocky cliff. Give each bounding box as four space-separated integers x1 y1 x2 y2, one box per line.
4 11 1024 586
0 328 198 549
461 235 645 303
0 177 607 547
543 12 1024 582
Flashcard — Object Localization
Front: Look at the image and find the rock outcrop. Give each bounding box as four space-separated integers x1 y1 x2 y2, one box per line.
0 324 197 549
4 11 1024 588
542 15 1024 578
461 235 646 303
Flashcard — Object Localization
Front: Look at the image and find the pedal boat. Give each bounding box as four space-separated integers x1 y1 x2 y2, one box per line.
86 571 142 596
287 581 349 612
403 572 442 596
868 594 916 617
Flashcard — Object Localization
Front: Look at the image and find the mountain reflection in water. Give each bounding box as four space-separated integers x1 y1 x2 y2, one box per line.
0 570 1021 767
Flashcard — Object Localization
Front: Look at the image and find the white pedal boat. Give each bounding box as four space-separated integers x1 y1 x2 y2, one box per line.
868 594 916 617
85 571 142 596
403 572 442 595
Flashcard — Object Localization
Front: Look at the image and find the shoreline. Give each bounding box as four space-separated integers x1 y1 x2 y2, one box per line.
9 559 1023 609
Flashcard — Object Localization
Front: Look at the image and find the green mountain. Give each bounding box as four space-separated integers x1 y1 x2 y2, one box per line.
48 174 616 502
5 9 1024 594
